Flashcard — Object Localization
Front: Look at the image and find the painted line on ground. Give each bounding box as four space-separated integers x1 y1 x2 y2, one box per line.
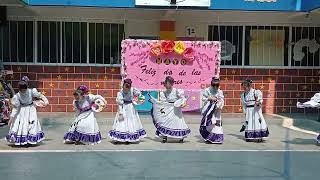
0 149 319 153
277 114 320 135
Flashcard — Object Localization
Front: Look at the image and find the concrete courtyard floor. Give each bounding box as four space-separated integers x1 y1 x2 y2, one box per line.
0 113 318 151
0 113 319 180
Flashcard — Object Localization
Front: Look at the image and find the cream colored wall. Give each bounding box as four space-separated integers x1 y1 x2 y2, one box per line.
7 6 320 41
125 20 159 38
175 20 207 39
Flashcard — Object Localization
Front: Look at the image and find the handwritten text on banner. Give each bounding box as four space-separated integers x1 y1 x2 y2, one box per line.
121 40 221 90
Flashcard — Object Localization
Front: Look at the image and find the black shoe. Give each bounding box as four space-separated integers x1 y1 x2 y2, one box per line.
162 137 167 143
179 139 184 143
240 125 246 132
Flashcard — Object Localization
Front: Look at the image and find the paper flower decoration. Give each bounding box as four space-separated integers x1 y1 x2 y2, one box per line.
150 43 162 56
160 41 175 54
173 41 186 55
183 47 195 61
149 41 195 61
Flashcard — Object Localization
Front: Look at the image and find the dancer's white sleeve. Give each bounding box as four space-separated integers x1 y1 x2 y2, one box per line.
32 88 49 105
240 93 246 114
176 89 186 99
310 93 320 102
10 95 20 119
116 92 124 113
202 88 210 103
88 94 106 104
216 90 224 109
132 88 142 97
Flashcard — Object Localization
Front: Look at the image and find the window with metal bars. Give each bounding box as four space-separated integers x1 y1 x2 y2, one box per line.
89 23 124 64
38 21 61 63
0 20 124 65
208 25 243 66
244 26 289 66
291 27 320 67
61 22 87 64
0 21 34 63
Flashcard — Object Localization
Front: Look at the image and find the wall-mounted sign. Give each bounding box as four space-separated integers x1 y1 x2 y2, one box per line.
121 39 221 90
185 26 196 37
135 0 210 7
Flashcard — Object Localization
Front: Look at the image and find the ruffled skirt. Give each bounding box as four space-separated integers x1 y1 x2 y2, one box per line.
6 105 44 145
150 98 190 139
200 102 223 144
244 106 269 140
109 103 146 142
64 110 102 145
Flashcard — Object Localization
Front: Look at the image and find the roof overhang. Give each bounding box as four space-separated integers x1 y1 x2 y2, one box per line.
0 0 24 7
13 0 320 12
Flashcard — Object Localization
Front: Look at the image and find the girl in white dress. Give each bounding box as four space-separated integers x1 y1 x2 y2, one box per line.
6 76 49 146
149 76 190 143
200 77 224 144
108 79 146 143
297 92 320 108
296 92 320 144
64 87 106 145
240 79 269 142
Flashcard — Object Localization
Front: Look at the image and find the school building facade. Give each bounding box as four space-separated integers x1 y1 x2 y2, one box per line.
0 0 320 113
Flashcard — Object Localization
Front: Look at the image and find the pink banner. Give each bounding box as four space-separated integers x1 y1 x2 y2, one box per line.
183 90 201 112
121 40 221 90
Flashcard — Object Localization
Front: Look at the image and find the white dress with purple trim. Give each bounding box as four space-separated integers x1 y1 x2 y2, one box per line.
296 92 320 143
241 88 269 140
297 92 320 108
150 88 191 139
108 88 146 142
6 88 47 145
200 87 224 144
64 94 105 145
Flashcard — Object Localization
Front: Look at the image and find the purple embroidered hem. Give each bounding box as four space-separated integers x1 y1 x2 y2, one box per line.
108 129 146 142
154 123 191 138
6 131 45 145
199 126 224 143
200 102 223 143
245 129 269 139
317 134 320 143
64 131 102 144
150 106 190 138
